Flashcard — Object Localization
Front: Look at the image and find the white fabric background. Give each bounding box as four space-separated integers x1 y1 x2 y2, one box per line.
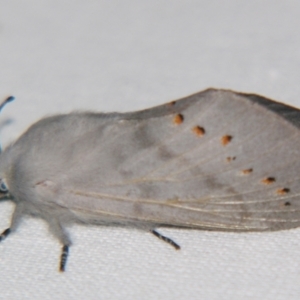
0 1 300 299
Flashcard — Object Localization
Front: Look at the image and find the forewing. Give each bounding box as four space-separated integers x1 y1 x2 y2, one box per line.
36 89 300 231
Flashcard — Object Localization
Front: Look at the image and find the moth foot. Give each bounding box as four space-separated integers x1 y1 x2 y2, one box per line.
0 228 11 242
59 245 69 272
151 229 180 250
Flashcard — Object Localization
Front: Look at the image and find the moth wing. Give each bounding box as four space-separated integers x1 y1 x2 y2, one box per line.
36 89 300 231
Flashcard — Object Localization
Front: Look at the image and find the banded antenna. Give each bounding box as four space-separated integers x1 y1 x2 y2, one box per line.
0 96 15 153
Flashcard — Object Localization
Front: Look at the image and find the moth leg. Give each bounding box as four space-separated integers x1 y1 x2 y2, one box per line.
151 229 180 250
60 245 69 272
0 228 11 242
0 203 24 242
47 220 72 272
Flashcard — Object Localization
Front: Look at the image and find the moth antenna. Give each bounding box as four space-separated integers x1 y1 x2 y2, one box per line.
0 96 15 153
0 96 15 113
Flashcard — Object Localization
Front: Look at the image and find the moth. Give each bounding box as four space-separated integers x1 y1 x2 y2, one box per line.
0 89 299 272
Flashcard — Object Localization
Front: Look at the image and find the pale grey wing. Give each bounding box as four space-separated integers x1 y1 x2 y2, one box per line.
34 89 300 231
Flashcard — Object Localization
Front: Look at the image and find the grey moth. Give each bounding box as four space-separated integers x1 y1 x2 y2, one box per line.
0 89 299 271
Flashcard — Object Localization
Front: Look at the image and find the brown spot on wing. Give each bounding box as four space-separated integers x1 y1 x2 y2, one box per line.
173 114 184 125
261 177 276 185
192 126 205 137
226 156 236 162
276 188 290 195
168 101 176 106
221 135 232 146
241 168 253 175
